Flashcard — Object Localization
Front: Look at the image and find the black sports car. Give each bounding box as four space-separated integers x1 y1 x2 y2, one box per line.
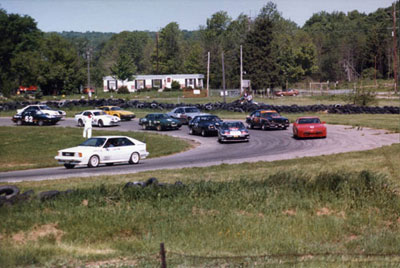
12 109 61 126
188 115 222 136
246 110 289 130
218 121 250 143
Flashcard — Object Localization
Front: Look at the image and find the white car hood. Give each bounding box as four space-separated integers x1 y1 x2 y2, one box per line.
59 146 102 153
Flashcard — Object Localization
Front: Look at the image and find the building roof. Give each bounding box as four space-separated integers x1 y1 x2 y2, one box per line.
104 74 204 81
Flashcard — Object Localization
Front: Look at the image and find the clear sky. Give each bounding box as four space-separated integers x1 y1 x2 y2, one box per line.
0 0 394 32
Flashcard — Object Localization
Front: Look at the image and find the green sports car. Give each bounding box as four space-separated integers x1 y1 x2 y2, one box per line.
139 113 182 131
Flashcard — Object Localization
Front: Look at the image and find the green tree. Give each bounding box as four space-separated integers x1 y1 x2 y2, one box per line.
152 22 183 74
200 11 232 88
0 9 42 96
110 53 136 84
38 34 85 95
243 14 279 89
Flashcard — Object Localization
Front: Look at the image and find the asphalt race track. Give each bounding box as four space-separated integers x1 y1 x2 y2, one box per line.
0 117 399 182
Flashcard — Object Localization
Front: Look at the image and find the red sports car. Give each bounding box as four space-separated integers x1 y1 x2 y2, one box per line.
293 117 327 138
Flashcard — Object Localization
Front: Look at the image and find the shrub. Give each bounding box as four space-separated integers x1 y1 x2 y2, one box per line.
117 86 130 94
171 80 181 90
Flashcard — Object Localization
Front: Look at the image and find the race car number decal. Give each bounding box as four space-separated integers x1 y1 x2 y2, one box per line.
24 116 33 123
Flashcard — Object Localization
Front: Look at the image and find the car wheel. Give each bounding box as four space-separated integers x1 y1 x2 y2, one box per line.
98 120 104 128
142 124 147 130
189 128 194 135
64 164 75 169
201 129 206 137
16 119 23 126
248 124 253 129
129 152 140 164
78 119 83 127
156 125 162 131
37 120 44 126
88 155 100 168
261 124 267 131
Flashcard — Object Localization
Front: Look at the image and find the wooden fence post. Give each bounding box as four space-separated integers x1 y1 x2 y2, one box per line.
160 242 167 268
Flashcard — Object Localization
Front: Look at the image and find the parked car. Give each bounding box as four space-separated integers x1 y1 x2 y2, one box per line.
75 110 120 127
246 110 289 130
12 109 61 126
17 104 66 118
188 115 222 136
274 89 299 97
55 136 149 169
167 106 207 124
139 113 182 131
98 106 135 121
293 117 327 139
218 121 250 143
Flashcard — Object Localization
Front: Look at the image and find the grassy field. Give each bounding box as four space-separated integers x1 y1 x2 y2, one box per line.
1 144 400 267
0 126 192 172
0 94 399 266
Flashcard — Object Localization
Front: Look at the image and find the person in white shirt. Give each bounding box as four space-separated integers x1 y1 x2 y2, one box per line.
83 114 93 138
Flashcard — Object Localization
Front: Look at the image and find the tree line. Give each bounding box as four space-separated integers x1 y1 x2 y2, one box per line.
0 1 398 96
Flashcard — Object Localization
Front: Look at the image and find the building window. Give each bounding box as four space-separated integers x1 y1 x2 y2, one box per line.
152 79 162 89
185 78 196 88
108 80 117 90
135 80 145 90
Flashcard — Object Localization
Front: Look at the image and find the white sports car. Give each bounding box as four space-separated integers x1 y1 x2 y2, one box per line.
17 104 66 118
55 136 149 169
75 110 120 127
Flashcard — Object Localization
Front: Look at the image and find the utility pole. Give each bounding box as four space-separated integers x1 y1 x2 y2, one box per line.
222 51 226 103
207 51 210 97
156 32 159 74
393 2 398 93
86 47 92 97
240 45 243 95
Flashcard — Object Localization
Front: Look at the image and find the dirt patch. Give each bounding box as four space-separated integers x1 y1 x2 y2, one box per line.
82 199 89 206
282 209 297 216
316 208 346 219
85 258 138 268
236 210 264 218
192 206 219 216
12 223 64 244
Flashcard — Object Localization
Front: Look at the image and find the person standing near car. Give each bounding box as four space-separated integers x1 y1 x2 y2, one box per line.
83 114 93 138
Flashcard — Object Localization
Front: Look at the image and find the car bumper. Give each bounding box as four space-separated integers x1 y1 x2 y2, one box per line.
54 156 84 165
120 114 135 120
219 134 250 142
266 122 289 129
140 151 150 159
299 131 326 138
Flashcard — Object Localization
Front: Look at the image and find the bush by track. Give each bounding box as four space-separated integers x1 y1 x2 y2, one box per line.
1 99 399 114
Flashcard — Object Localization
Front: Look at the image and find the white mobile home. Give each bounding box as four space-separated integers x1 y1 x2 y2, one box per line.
103 74 204 92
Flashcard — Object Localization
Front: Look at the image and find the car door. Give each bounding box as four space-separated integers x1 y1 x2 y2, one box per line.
146 114 154 128
116 137 136 161
102 138 122 162
191 117 200 133
253 111 261 126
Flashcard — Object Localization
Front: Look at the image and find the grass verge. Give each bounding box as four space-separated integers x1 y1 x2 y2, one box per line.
0 126 192 172
1 144 399 266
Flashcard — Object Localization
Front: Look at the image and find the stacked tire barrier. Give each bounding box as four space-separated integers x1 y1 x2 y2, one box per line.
0 178 182 207
0 185 74 206
0 99 399 114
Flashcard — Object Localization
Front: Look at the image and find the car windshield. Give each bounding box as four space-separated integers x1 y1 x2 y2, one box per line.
93 111 106 116
154 114 170 119
185 108 200 113
298 118 321 124
261 112 279 118
110 107 122 111
222 122 245 129
199 116 220 122
39 105 52 110
79 138 106 147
